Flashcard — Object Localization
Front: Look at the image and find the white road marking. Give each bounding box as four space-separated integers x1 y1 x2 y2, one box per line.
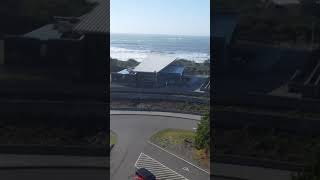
147 141 210 174
134 152 188 180
182 167 189 172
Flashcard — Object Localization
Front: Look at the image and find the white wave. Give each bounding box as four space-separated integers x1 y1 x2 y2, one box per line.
111 46 210 63
111 47 150 62
175 52 210 63
167 37 184 40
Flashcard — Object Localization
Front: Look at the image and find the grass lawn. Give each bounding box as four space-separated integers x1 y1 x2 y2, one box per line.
150 128 209 169
110 132 117 145
151 128 195 146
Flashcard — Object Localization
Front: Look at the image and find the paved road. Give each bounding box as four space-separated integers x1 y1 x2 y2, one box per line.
110 111 297 180
143 142 210 179
110 114 209 180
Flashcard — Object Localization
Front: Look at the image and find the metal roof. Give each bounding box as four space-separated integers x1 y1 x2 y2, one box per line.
73 0 108 34
133 54 176 73
24 24 62 40
118 69 130 75
213 12 237 45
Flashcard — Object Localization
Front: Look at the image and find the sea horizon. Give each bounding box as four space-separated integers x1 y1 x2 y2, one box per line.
110 32 210 38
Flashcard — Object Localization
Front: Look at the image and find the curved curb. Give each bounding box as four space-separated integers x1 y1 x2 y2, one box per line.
110 144 114 152
110 110 201 121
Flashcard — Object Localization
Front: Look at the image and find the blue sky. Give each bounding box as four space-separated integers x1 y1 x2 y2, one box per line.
110 0 210 36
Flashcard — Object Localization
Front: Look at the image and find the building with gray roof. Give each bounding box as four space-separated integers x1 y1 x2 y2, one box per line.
112 55 185 88
3 0 107 82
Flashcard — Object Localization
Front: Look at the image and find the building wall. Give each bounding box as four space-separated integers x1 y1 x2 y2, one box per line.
136 72 157 87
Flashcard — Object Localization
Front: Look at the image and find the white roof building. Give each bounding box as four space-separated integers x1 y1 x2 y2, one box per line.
133 54 177 73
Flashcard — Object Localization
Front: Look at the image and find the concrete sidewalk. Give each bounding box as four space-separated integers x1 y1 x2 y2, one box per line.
110 110 201 120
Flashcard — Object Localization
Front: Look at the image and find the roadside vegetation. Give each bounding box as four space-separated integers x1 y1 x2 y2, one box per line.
173 59 210 75
293 153 320 180
150 110 210 169
195 112 210 151
217 0 320 47
111 100 208 115
110 131 117 146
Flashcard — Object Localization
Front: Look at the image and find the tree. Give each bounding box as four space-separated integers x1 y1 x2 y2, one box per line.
195 111 210 150
293 151 320 180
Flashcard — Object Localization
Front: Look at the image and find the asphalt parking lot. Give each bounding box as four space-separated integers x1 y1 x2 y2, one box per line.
110 113 210 180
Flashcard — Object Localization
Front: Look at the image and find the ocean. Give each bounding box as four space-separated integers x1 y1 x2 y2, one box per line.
110 33 210 63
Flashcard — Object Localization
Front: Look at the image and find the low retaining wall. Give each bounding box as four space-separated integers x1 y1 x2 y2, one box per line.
111 92 209 104
111 109 201 120
111 86 210 97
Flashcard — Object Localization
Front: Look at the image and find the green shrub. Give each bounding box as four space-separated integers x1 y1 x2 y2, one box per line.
195 111 210 150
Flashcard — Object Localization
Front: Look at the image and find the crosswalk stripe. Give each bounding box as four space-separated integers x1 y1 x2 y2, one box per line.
134 152 188 180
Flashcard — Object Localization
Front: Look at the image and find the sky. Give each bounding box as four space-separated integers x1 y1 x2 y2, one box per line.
110 0 210 36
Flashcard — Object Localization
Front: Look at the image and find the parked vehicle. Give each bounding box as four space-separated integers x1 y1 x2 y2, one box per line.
134 168 156 180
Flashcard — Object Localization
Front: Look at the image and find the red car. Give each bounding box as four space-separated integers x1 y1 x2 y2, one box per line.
134 168 156 180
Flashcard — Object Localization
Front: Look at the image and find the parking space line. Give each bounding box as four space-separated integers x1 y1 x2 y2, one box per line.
147 141 210 174
134 152 188 180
